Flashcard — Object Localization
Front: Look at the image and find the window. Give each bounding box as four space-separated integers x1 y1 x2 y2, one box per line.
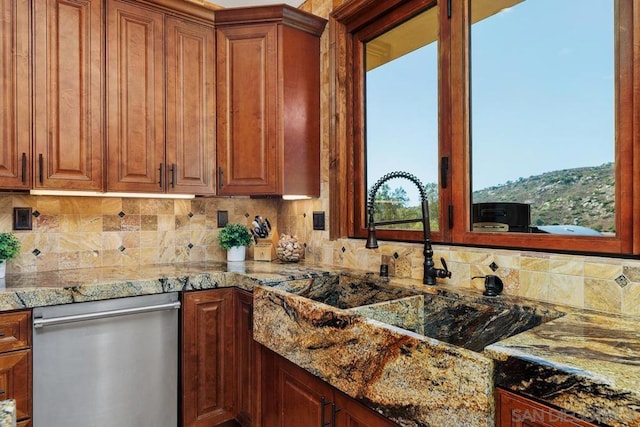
365 6 440 232
331 0 637 255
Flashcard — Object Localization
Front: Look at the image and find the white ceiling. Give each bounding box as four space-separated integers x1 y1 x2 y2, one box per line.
207 0 305 8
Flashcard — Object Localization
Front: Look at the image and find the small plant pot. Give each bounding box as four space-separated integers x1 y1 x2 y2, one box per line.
227 246 246 263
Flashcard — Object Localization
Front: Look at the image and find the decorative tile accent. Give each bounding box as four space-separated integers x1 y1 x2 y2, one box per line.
245 212 250 217
188 243 194 249
33 210 40 218
341 246 346 253
393 252 399 259
118 245 126 252
118 211 126 218
615 274 630 288
188 212 194 218
32 248 41 256
490 262 499 272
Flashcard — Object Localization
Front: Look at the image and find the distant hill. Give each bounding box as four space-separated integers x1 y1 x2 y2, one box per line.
472 163 615 233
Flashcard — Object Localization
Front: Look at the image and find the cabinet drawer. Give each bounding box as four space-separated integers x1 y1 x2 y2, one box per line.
0 349 31 421
0 311 31 352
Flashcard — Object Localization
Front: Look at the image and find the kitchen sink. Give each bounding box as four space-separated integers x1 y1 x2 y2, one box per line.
270 273 421 309
254 274 566 427
355 292 565 352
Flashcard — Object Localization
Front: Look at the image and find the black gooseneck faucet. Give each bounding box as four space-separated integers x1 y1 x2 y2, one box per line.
365 171 451 286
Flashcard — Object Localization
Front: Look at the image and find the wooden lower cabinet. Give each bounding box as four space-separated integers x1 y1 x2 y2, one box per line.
497 389 598 427
334 391 398 427
235 289 260 427
261 347 397 427
0 310 31 425
183 287 396 427
182 288 262 427
181 289 236 427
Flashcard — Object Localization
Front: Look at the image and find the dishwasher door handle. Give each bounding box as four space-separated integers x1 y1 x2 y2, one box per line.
33 301 181 329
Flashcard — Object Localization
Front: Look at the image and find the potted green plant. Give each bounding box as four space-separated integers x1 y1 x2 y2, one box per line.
0 232 21 278
217 223 253 262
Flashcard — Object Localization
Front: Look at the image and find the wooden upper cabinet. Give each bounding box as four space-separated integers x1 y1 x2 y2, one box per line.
0 0 31 190
165 16 216 195
215 5 326 197
107 0 215 195
106 0 165 193
33 0 104 191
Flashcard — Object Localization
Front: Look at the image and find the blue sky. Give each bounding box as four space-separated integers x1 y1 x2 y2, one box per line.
366 0 614 203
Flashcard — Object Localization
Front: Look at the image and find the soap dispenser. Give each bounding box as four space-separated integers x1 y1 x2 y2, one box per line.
472 275 504 297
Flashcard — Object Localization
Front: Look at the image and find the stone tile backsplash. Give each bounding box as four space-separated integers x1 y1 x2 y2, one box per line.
0 194 278 274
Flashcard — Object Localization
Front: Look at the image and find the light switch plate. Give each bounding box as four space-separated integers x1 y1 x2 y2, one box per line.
313 211 325 230
13 207 32 230
217 210 228 228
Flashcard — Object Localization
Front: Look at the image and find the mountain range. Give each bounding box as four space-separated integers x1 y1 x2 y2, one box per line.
472 163 615 233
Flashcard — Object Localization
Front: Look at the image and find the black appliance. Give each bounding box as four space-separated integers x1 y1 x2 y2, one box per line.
472 202 531 233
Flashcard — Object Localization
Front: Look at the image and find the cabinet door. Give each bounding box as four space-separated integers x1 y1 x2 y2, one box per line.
106 0 165 193
216 24 278 195
497 389 597 427
334 391 397 427
0 0 31 190
235 289 260 427
262 349 335 427
182 289 235 427
33 0 103 191
165 16 216 195
0 349 31 422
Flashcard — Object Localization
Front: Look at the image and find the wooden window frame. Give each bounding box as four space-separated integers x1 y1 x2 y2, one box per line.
330 0 638 256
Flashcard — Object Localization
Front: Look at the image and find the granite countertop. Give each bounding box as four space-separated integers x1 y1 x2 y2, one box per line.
0 261 333 311
485 311 640 426
1 261 639 426
0 400 15 427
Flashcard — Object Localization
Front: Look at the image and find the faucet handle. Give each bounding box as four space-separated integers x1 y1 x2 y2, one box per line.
440 258 452 278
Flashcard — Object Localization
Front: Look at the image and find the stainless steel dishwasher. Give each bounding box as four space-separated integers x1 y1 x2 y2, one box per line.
32 293 180 427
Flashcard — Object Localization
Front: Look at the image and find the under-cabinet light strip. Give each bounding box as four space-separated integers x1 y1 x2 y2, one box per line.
29 190 196 199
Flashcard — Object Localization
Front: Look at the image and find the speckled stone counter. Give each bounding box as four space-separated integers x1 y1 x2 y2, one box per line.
0 261 333 310
485 311 640 427
0 400 16 427
1 262 639 426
